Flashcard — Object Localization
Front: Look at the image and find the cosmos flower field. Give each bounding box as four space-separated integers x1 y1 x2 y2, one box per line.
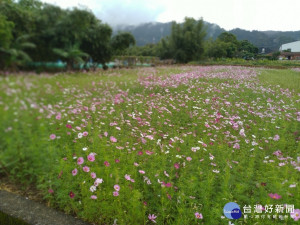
0 66 299 224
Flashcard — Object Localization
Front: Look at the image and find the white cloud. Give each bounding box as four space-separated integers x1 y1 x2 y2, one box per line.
40 0 300 31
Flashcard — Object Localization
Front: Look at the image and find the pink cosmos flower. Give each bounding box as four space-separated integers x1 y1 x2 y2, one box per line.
141 137 147 144
130 179 135 183
90 195 97 199
72 168 78 176
113 191 119 196
91 172 96 179
77 157 84 165
104 131 108 137
273 134 280 141
104 161 110 167
233 143 240 149
139 170 145 174
146 150 154 155
94 178 103 186
55 114 61 120
134 162 139 166
186 157 192 161
66 124 72 129
87 154 95 162
273 150 282 157
195 212 203 219
83 166 90 172
239 129 246 137
291 209 300 221
114 184 120 191
268 193 282 199
148 214 157 223
115 159 120 163
110 136 117 142
83 131 88 136
138 151 143 155
125 174 131 180
164 171 169 177
50 134 56 140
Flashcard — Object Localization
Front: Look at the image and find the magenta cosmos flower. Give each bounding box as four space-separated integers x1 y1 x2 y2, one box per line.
195 212 203 219
291 209 300 221
174 163 180 169
72 168 78 176
104 161 110 167
113 191 119 196
87 153 95 162
268 193 282 199
69 191 75 198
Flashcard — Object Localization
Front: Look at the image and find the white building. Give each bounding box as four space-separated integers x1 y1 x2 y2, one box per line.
279 40 300 52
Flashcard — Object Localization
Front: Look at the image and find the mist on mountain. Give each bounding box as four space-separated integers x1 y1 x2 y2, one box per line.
113 21 300 52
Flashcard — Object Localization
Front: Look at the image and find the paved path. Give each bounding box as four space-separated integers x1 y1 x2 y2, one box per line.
0 190 91 225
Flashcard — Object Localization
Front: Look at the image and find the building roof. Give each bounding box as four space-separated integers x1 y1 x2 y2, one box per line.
279 40 300 52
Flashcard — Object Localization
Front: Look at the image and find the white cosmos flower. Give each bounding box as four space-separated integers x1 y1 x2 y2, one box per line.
90 185 96 192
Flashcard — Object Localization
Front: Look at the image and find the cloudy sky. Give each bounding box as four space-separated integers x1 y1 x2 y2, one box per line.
40 0 300 31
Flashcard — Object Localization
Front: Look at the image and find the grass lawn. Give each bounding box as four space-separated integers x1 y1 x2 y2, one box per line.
0 66 299 224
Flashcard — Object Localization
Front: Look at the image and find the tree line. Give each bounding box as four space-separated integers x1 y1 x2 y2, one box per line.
126 18 259 62
0 0 135 70
0 0 259 71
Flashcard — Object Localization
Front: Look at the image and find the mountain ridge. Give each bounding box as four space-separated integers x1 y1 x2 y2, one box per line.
113 21 300 53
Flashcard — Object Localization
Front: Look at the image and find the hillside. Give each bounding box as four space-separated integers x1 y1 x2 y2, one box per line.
113 21 300 53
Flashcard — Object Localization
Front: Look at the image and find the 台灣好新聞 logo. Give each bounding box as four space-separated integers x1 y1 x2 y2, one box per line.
223 202 242 219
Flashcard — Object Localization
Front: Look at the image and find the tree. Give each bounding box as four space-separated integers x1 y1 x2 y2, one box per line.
53 45 89 70
111 32 135 55
81 23 112 69
237 40 258 59
168 17 206 63
0 15 14 49
205 39 227 59
0 14 14 68
216 32 239 58
2 34 36 70
0 0 114 70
